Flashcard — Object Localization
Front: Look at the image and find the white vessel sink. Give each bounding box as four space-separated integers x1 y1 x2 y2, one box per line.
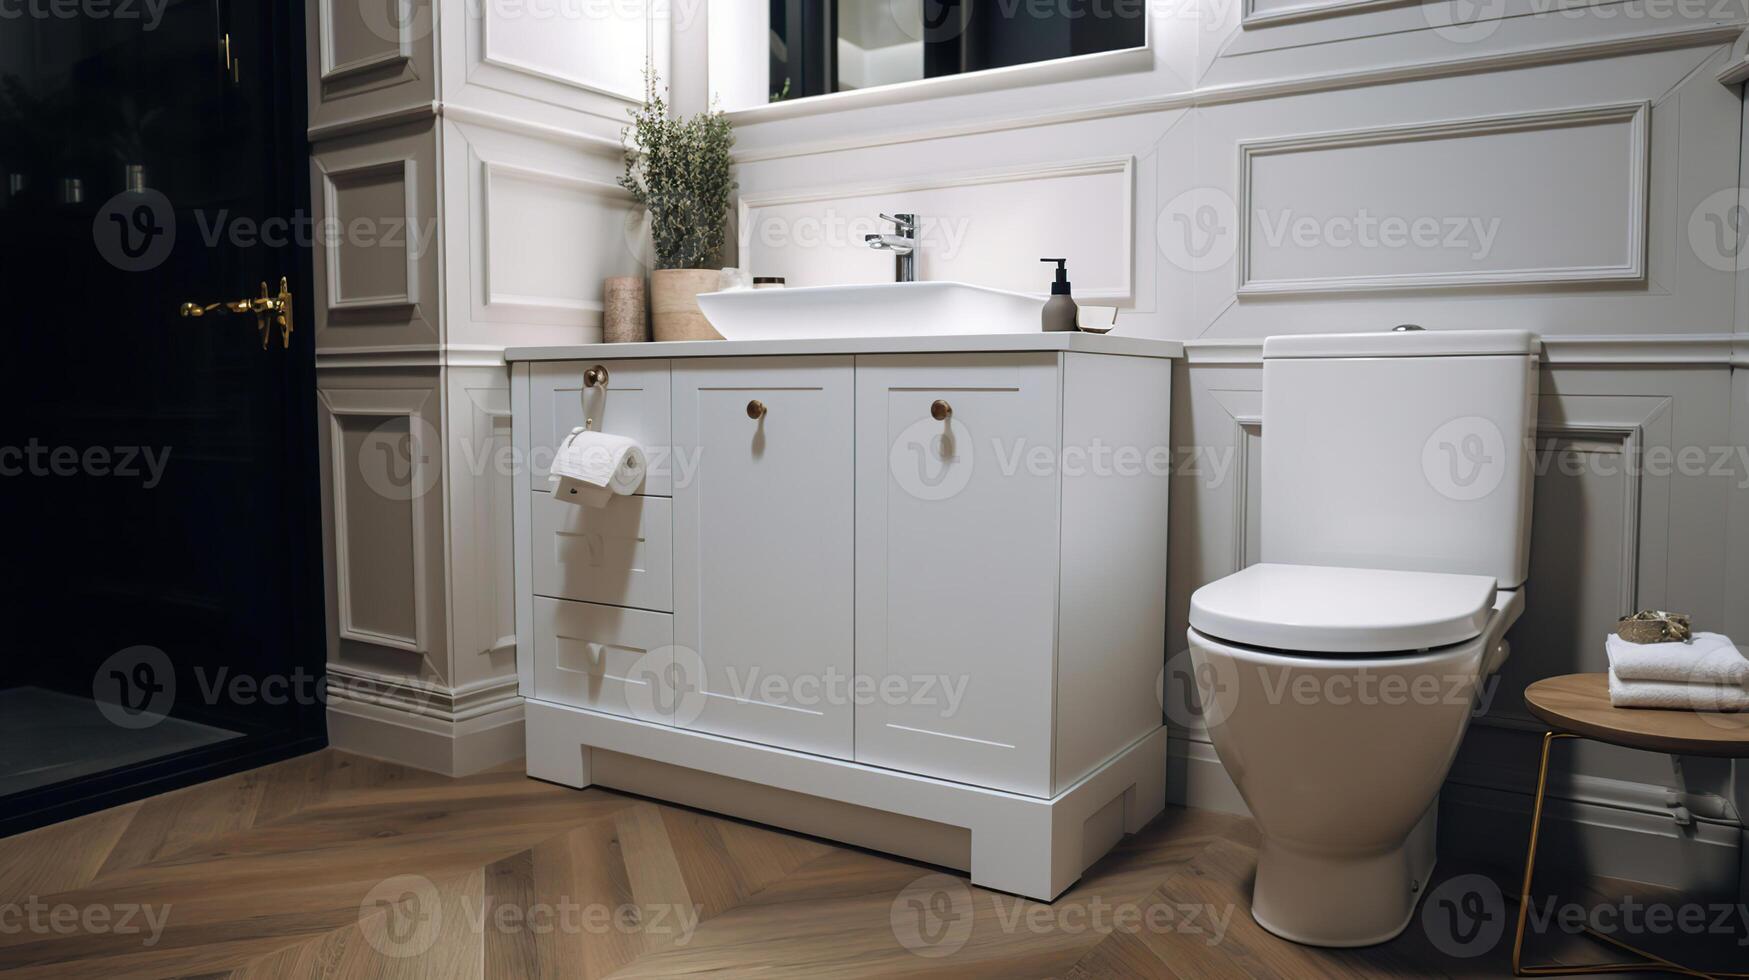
696 281 1044 341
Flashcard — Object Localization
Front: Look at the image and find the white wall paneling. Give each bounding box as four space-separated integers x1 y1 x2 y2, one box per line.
311 122 442 349
317 0 413 83
320 159 422 311
1235 102 1650 294
736 157 1135 300
306 0 436 137
437 0 667 142
444 118 646 350
318 384 438 661
446 367 519 691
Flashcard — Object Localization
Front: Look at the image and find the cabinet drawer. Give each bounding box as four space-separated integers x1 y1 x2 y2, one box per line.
853 353 1062 797
672 357 855 759
532 491 673 612
532 597 674 721
530 360 672 495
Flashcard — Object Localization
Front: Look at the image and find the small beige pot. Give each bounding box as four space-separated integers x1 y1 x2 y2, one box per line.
650 268 724 341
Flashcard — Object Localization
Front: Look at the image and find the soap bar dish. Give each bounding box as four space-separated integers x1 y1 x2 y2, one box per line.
1078 306 1117 334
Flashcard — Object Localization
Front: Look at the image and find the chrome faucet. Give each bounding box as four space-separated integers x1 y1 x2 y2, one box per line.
865 213 917 282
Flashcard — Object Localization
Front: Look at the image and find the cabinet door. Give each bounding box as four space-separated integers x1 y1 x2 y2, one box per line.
854 353 1061 797
671 357 855 758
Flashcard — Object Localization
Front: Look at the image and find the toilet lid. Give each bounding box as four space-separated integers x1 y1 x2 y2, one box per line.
1189 563 1498 654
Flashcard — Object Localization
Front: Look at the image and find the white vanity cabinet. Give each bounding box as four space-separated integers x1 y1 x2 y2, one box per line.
509 334 1180 901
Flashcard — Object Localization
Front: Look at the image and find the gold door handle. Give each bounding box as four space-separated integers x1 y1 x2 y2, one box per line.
746 399 767 420
931 399 952 421
180 277 293 349
584 365 610 388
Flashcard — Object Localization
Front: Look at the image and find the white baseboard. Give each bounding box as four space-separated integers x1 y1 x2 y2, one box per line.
326 683 526 777
1170 732 1742 897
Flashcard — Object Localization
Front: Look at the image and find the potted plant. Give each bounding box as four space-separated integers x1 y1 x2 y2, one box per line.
620 71 735 341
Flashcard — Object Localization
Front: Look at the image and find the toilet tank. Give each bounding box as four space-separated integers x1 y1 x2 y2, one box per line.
1259 329 1540 588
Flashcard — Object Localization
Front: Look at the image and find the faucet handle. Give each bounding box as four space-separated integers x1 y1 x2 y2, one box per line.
879 212 916 233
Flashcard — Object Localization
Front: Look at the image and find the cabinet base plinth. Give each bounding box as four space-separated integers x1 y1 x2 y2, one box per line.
524 699 1166 901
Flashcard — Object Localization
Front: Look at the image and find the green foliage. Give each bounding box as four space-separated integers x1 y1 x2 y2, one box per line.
619 70 736 271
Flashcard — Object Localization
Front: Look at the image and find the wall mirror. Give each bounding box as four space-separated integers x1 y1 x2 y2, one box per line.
711 0 1149 114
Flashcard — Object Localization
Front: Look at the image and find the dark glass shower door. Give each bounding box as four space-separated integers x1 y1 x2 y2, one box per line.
0 0 324 834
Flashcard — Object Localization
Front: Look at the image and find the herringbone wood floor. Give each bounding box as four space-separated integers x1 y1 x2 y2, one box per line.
0 750 1708 978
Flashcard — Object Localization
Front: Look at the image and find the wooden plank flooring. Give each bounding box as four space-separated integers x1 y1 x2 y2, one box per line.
0 749 1723 978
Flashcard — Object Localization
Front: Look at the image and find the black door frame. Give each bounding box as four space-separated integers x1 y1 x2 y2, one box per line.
0 0 326 838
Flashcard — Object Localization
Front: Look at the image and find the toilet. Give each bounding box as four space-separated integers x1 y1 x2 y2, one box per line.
1187 328 1540 947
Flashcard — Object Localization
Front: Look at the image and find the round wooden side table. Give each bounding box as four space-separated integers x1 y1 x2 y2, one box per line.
1516 673 1749 978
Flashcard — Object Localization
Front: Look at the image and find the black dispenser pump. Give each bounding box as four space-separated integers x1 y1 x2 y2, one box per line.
1041 257 1071 295
1039 258 1078 332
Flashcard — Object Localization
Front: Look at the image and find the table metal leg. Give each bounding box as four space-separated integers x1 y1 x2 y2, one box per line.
1511 730 1745 979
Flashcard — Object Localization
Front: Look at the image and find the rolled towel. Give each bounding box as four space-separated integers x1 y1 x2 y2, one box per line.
1607 669 1749 712
1604 631 1749 687
550 428 646 508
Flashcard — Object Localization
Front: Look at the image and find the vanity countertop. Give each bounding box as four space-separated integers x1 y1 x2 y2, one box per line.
504 333 1183 362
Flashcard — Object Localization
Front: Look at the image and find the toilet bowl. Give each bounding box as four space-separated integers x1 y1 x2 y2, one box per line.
1187 564 1524 945
1187 328 1541 947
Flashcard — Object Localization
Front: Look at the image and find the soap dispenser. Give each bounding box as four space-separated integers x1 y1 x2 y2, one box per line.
1040 258 1078 332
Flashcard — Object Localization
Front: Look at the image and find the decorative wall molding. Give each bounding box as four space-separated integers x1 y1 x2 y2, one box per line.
319 158 422 312
479 3 644 102
316 345 509 370
1718 26 1749 86
1241 0 1412 29
479 160 635 316
1234 102 1650 295
1182 333 1744 365
440 103 625 156
730 22 1739 164
322 388 433 656
308 102 440 144
316 0 412 84
736 156 1136 302
326 664 522 724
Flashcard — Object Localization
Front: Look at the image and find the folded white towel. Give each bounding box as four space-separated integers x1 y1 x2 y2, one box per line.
549 428 646 509
1607 668 1749 712
1604 631 1749 687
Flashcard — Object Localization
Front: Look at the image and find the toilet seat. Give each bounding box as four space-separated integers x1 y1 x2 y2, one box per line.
1189 563 1499 655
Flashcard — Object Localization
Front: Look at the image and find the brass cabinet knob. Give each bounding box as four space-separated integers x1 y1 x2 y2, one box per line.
584 365 609 388
931 399 952 421
746 399 767 420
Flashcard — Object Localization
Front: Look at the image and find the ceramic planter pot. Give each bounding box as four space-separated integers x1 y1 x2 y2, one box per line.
650 268 724 341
